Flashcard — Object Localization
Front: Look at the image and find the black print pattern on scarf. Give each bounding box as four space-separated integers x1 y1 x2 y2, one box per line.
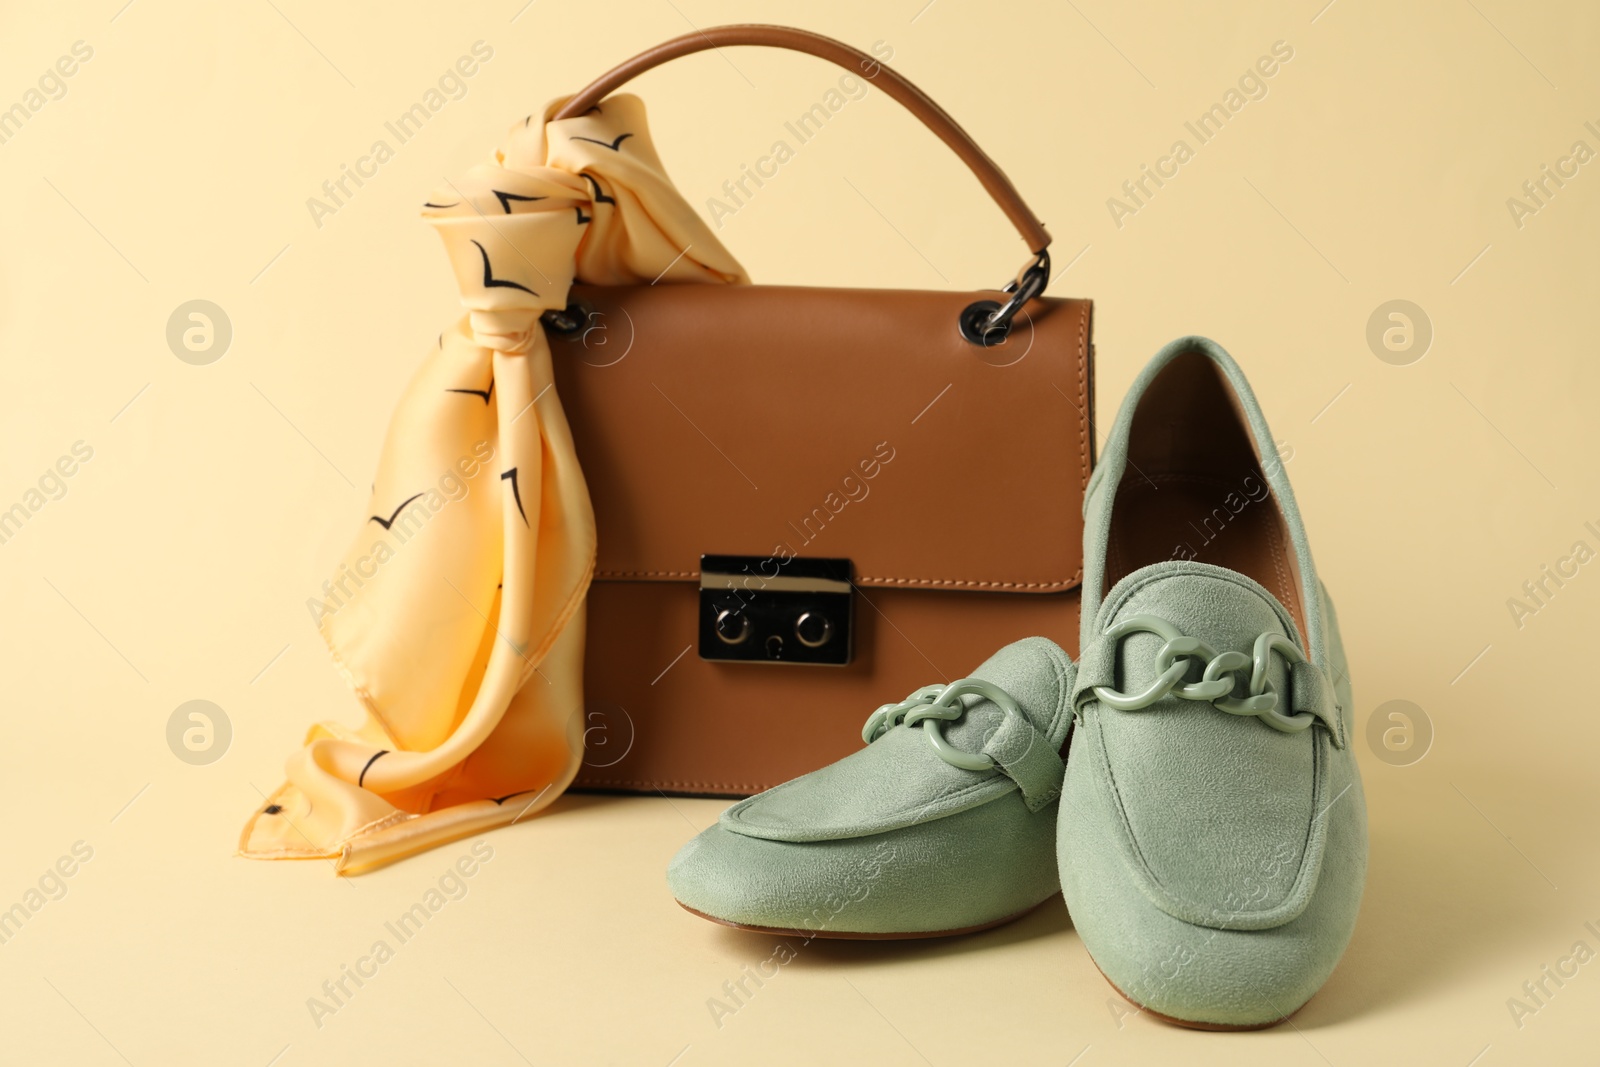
369 493 424 530
501 468 527 525
470 239 537 295
493 190 545 214
583 174 615 206
569 132 632 151
446 379 494 404
358 750 388 788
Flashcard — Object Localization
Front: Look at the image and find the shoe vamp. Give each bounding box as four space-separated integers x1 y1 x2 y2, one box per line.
720 725 1015 843
1095 566 1318 921
722 637 1072 844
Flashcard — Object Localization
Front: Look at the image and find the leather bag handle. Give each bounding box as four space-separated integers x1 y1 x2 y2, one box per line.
554 24 1053 256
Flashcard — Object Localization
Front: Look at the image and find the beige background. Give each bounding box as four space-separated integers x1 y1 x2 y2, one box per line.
1 0 1597 1063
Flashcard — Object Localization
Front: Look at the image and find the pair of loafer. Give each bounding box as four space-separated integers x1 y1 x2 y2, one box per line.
667 337 1367 1030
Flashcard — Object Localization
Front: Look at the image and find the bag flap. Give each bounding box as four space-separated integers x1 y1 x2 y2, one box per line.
551 283 1092 592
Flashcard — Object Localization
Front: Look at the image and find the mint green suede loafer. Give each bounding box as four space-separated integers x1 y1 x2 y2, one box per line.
1059 336 1366 1029
668 637 1076 938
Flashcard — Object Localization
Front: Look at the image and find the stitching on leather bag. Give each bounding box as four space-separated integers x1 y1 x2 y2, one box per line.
577 777 771 792
854 575 1082 589
594 570 1085 589
1077 300 1090 496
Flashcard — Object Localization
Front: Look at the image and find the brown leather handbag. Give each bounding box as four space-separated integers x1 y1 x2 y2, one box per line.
554 26 1094 796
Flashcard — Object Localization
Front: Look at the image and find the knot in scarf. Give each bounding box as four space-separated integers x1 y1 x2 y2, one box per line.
239 94 745 873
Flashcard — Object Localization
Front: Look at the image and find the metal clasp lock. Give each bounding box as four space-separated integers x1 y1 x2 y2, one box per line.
697 555 853 666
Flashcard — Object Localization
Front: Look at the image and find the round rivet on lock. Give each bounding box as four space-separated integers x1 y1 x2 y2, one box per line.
794 611 833 649
714 609 752 645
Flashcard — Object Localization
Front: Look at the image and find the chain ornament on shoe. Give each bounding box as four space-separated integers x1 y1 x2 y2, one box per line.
861 678 1027 772
1092 614 1334 734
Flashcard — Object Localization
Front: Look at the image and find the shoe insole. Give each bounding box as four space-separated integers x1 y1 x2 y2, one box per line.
1105 469 1305 637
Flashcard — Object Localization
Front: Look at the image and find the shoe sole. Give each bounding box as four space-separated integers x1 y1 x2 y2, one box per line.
675 896 1050 940
1091 957 1307 1031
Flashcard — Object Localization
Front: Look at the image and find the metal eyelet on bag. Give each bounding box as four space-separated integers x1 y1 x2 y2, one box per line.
958 249 1051 347
540 301 592 337
959 300 1009 346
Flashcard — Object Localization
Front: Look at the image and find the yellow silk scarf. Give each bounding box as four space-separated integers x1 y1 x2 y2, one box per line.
239 94 747 874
